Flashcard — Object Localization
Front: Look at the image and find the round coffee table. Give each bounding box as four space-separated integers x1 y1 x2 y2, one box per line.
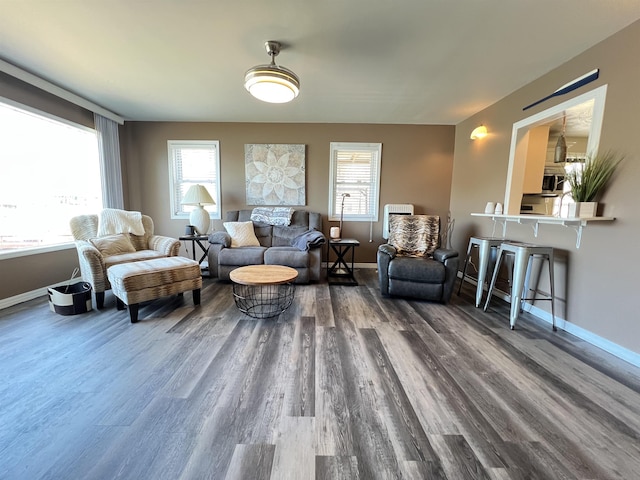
230 265 298 319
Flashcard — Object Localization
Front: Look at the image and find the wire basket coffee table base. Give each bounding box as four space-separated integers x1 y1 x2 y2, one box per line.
232 282 295 319
229 265 299 320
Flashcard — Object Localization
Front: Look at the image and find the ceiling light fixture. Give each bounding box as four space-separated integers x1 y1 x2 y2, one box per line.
470 125 488 140
244 41 300 103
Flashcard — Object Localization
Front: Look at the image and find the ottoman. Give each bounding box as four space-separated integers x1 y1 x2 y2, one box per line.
107 257 202 323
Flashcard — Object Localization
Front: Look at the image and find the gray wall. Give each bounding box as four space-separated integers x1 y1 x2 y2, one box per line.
450 19 640 354
122 122 455 263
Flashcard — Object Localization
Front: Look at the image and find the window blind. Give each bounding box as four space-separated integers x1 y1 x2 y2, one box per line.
329 142 382 221
168 141 220 219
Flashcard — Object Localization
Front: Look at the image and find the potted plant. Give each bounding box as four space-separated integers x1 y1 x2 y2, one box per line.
565 150 624 218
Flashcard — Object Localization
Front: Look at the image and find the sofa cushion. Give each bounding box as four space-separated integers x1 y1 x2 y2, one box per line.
388 256 445 283
104 249 167 269
224 221 260 247
253 223 273 247
90 233 136 257
289 210 310 227
388 215 439 257
264 246 309 268
219 246 266 266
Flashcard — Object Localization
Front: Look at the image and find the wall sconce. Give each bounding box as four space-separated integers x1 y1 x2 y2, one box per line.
470 125 488 140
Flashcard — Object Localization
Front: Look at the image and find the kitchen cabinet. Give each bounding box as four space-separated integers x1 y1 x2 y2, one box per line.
521 125 550 194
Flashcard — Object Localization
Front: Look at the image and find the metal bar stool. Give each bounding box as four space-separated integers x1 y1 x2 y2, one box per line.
483 241 556 331
458 236 507 307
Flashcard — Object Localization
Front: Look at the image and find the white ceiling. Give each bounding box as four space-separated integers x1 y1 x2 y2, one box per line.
2 1 640 124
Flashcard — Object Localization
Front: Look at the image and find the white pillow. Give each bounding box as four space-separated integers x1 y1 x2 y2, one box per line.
90 233 136 257
223 221 260 247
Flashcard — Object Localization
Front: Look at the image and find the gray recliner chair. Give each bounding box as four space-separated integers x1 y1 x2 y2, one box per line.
377 214 459 303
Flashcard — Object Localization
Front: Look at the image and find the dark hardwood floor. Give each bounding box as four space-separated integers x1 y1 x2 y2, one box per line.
1 269 640 479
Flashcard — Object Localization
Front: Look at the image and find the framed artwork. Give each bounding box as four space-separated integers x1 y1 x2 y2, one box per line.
245 144 306 205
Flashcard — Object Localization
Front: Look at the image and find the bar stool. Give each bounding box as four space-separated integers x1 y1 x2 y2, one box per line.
483 242 556 331
458 236 507 307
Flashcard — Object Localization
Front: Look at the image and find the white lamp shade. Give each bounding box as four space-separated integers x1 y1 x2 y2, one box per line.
182 184 215 235
182 184 215 206
189 205 210 235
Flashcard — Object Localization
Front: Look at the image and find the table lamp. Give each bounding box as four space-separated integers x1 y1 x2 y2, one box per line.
182 184 215 235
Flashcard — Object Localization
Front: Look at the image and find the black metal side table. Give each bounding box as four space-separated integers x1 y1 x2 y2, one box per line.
327 238 360 286
179 234 210 268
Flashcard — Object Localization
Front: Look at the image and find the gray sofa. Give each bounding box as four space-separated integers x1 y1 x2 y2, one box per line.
207 209 324 283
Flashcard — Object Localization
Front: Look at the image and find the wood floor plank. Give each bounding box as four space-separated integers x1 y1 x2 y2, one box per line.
429 434 491 480
359 327 440 463
315 283 335 327
315 326 355 456
224 444 275 480
2 271 640 479
374 322 461 435
269 416 315 480
402 326 512 470
330 292 403 479
178 319 294 479
285 315 315 416
315 455 360 480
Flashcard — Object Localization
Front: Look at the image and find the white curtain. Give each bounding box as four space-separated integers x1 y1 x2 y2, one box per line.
94 113 124 209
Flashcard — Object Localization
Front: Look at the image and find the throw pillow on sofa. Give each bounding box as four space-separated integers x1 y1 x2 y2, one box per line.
223 221 260 247
90 233 136 257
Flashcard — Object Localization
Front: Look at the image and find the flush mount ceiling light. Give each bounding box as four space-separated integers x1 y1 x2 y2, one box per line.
244 41 300 103
470 125 488 140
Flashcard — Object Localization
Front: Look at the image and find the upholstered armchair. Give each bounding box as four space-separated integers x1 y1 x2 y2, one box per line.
377 214 459 303
70 212 180 309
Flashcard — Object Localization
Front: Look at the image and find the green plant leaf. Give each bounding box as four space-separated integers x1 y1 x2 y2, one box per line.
566 150 623 202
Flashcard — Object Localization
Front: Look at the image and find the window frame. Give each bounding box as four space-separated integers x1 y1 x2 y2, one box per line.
0 96 102 257
328 142 382 222
168 140 221 221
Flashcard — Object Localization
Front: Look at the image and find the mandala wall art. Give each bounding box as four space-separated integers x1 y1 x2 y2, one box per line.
244 144 306 205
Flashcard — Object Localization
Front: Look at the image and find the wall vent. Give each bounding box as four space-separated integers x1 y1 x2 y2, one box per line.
383 204 414 239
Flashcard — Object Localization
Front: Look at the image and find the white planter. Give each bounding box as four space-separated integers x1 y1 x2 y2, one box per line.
567 202 598 218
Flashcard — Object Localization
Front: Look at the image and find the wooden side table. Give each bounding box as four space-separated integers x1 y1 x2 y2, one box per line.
179 234 210 267
327 238 359 286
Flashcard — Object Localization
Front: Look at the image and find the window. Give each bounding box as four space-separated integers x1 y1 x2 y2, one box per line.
0 99 102 253
329 142 382 221
168 141 221 220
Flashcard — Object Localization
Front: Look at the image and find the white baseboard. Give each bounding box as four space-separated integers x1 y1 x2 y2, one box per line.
458 273 640 368
522 302 640 368
0 279 79 311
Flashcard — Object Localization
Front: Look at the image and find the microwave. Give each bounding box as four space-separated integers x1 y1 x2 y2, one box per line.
541 171 565 195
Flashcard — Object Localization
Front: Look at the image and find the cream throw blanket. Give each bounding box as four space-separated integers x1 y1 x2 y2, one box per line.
97 209 145 237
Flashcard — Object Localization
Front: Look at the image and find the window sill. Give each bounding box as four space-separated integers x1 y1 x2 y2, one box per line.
0 242 75 260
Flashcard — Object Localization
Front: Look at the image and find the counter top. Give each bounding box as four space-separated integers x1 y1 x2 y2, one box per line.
470 213 615 248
